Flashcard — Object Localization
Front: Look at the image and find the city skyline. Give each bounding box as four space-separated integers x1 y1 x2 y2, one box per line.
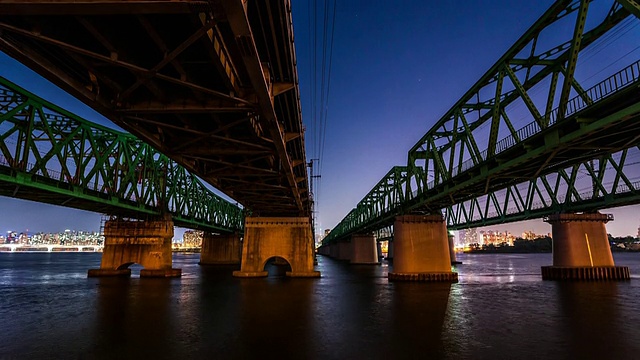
1 1 640 237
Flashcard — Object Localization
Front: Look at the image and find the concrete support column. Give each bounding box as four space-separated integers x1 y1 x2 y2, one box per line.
199 232 241 265
389 215 458 282
542 213 629 280
232 217 320 278
377 241 383 262
350 233 379 264
387 241 394 260
88 215 181 277
337 241 351 261
328 244 338 258
330 243 338 258
449 234 461 264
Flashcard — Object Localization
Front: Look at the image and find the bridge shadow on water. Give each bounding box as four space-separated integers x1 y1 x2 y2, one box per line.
554 281 636 360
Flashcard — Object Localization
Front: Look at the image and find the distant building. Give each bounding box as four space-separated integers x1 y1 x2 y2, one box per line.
180 230 203 248
479 230 515 246
521 230 551 240
1 230 103 246
461 228 478 246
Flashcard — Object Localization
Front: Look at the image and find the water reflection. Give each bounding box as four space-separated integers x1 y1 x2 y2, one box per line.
310 257 453 359
239 277 316 357
2 253 640 359
386 282 452 358
555 282 633 359
93 277 175 358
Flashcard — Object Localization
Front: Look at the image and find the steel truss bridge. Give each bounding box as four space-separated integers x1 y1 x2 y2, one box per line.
0 76 243 233
324 0 640 245
0 0 310 217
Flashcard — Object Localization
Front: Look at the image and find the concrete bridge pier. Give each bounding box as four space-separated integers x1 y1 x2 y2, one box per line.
232 217 320 278
542 213 630 280
199 232 241 265
316 244 330 256
350 233 379 264
336 240 351 261
449 233 462 265
389 215 458 282
88 215 181 278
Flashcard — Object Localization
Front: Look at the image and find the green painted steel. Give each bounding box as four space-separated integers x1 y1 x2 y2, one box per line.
322 0 640 245
0 76 243 233
618 0 640 18
406 0 635 197
325 166 409 241
445 147 640 229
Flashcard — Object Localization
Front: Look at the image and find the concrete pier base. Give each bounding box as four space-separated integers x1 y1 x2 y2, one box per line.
389 272 459 282
87 269 131 277
389 215 458 282
350 233 379 264
199 232 241 265
543 213 629 281
318 244 331 257
541 266 630 280
88 215 180 278
140 268 182 277
232 217 320 278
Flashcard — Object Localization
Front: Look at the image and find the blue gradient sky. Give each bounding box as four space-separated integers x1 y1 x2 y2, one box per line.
1 1 639 238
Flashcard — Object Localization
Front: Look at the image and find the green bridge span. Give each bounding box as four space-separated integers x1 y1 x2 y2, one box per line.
0 76 243 234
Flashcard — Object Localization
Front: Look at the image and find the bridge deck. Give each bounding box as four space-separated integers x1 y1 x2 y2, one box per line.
0 0 310 217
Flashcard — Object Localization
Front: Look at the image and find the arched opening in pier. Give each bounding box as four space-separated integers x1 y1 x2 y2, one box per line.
263 256 292 277
116 262 144 276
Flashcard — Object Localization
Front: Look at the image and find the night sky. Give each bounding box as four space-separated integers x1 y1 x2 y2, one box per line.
1 1 639 238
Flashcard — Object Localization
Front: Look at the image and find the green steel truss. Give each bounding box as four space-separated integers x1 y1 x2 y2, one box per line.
325 166 409 241
323 0 640 245
0 76 243 233
445 146 640 229
407 0 638 199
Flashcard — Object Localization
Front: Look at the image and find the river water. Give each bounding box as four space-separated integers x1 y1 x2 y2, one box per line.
1 252 639 359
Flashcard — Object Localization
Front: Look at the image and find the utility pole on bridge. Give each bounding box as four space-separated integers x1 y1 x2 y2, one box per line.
308 159 321 246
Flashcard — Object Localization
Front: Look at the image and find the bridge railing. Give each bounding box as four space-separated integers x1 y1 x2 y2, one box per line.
549 59 640 125
450 59 640 180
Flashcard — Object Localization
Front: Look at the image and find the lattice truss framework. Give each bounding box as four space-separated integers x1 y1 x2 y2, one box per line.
0 77 243 232
323 0 640 245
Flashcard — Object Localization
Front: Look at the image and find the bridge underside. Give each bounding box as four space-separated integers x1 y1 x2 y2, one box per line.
0 0 310 217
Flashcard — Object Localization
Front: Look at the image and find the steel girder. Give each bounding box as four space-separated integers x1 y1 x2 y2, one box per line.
406 60 640 212
323 166 409 244
323 0 640 245
0 0 310 217
324 59 640 245
445 146 640 230
0 76 243 233
407 0 638 200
